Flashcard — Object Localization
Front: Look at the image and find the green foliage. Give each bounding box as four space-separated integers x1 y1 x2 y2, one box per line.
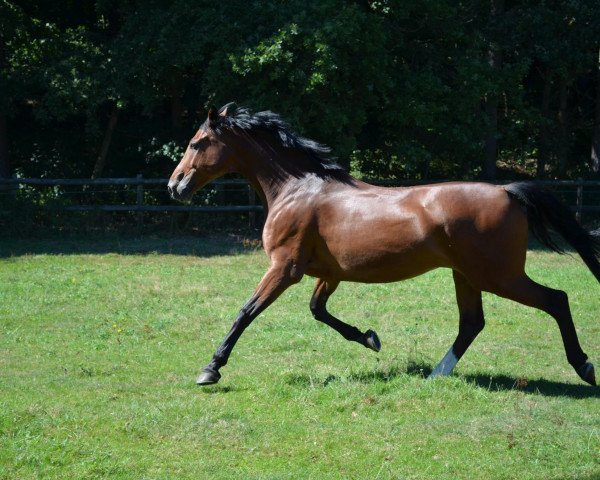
2 0 600 180
215 1 389 159
350 149 422 180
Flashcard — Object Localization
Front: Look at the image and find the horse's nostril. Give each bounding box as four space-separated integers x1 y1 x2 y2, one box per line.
177 171 185 182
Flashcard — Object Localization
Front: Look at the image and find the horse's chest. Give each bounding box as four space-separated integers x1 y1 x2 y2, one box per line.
261 205 315 254
261 220 307 260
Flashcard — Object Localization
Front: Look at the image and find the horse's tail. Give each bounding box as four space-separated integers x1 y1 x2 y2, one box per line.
505 181 600 283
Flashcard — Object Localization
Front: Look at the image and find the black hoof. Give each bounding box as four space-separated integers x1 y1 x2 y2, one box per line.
196 367 221 386
364 329 381 352
575 362 596 386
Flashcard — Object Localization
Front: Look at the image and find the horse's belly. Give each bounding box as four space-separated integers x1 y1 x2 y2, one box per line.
343 248 446 282
307 238 449 283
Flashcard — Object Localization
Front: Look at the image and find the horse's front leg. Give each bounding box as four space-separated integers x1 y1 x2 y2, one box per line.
197 260 304 385
310 278 381 352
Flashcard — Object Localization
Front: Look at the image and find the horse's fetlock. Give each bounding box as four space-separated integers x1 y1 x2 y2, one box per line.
567 352 588 369
211 355 226 368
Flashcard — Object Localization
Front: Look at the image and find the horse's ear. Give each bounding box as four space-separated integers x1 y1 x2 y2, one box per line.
219 102 237 117
207 105 218 123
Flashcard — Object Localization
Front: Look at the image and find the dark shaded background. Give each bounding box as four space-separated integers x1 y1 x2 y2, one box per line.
1 0 600 183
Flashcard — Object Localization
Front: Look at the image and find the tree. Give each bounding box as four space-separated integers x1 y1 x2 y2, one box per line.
483 0 504 180
592 46 600 173
3 0 600 182
512 0 600 178
0 31 9 178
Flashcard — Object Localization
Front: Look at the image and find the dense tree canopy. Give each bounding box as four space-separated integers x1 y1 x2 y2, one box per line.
1 0 600 180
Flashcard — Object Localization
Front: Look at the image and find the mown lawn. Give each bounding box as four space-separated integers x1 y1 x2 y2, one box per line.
0 235 599 480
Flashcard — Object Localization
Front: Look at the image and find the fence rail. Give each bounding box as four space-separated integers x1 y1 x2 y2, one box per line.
2 176 600 227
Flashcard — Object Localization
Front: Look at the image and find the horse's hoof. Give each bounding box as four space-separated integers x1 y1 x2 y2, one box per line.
196 367 221 386
576 362 596 386
364 329 381 352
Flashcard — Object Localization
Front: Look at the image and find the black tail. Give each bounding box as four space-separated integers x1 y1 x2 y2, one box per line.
505 181 600 283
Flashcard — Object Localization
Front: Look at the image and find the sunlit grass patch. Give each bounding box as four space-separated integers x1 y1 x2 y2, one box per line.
1 236 599 479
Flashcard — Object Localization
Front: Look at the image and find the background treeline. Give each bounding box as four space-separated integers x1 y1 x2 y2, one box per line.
1 0 600 182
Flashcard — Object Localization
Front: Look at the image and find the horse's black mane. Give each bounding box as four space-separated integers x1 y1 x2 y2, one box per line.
205 103 352 182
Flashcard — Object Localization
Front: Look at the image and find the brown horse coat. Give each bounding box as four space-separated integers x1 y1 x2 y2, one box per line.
168 104 598 386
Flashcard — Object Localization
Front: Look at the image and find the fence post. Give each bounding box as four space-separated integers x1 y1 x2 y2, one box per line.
576 177 583 224
136 173 144 230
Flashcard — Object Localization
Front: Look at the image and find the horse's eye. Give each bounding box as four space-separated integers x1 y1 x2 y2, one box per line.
190 137 210 150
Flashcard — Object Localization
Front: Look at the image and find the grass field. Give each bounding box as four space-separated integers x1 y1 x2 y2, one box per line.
1 235 599 479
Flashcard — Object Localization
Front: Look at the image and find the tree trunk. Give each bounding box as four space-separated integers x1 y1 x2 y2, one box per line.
171 93 183 132
0 112 9 179
483 92 499 180
483 0 504 180
91 105 119 179
0 34 9 179
169 70 184 134
592 47 600 174
557 75 570 176
537 69 552 178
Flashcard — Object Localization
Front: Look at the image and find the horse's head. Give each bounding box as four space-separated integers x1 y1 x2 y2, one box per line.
168 105 236 202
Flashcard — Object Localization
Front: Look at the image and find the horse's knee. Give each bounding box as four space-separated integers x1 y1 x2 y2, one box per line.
232 307 253 330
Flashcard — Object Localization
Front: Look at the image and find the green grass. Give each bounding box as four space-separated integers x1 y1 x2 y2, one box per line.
1 235 599 479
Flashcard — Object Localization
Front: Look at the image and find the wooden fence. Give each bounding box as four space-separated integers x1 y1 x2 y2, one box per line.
0 176 261 212
1 176 600 227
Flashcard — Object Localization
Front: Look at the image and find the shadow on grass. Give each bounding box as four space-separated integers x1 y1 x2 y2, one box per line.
0 228 590 259
285 361 432 388
285 361 599 399
0 233 262 258
461 372 600 399
347 361 433 383
199 384 237 394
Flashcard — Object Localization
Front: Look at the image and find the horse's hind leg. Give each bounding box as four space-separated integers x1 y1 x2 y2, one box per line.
429 271 485 378
491 274 595 386
310 278 381 352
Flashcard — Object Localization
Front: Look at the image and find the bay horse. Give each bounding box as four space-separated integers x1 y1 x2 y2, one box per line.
168 103 598 387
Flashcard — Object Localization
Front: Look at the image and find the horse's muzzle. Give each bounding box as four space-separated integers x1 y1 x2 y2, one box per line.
168 172 194 202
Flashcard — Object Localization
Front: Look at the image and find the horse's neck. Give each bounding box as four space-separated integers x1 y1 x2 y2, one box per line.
240 163 295 209
234 139 303 208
